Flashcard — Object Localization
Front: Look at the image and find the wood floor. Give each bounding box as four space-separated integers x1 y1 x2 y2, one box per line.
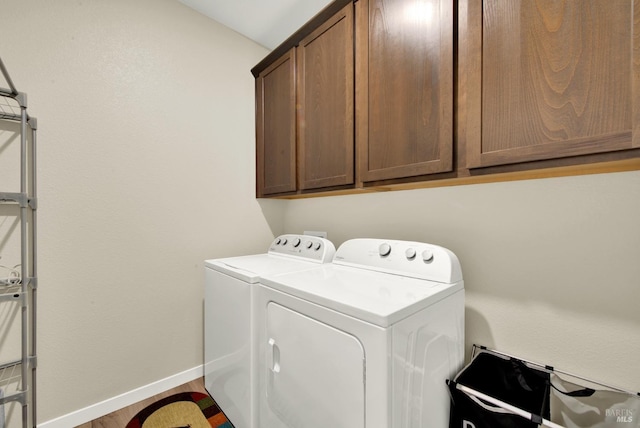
76 377 209 428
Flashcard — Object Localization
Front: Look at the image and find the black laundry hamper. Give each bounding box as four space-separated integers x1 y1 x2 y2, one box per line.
447 349 552 428
448 346 640 428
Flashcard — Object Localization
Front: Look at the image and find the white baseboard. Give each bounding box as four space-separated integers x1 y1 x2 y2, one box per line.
38 365 203 428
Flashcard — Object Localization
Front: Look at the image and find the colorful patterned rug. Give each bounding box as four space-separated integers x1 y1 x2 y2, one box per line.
125 391 233 428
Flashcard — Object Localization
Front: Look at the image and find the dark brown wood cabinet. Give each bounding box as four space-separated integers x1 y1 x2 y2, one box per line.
356 0 454 182
255 2 355 196
460 0 640 169
256 49 297 197
297 3 355 190
254 0 640 198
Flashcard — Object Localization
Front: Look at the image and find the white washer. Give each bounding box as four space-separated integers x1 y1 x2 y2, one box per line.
204 234 336 428
256 238 465 428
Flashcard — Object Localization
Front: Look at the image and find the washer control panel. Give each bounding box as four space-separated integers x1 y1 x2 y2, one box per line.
268 234 336 263
334 238 462 283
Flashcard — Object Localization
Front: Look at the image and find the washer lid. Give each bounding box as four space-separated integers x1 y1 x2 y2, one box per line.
205 254 324 283
204 234 336 283
260 264 464 327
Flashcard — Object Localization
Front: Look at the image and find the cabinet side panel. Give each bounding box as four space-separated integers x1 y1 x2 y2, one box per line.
256 77 265 197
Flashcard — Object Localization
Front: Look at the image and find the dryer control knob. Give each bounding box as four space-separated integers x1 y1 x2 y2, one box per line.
313 242 322 251
275 238 281 245
406 248 417 260
379 243 392 257
422 249 434 262
293 238 301 247
305 241 313 249
281 238 288 245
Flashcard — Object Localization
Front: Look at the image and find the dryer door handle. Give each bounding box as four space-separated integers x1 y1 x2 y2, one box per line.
268 338 281 373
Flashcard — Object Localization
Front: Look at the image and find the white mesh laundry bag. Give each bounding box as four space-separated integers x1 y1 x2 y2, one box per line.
550 373 640 428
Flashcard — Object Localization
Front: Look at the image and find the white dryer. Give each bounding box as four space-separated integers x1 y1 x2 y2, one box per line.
256 238 465 428
204 234 336 428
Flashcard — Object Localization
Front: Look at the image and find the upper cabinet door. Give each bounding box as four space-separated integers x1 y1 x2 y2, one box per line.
297 3 355 190
356 0 454 183
461 0 640 169
256 49 297 197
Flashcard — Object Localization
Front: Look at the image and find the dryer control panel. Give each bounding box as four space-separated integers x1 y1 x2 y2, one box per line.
333 238 462 284
268 234 336 263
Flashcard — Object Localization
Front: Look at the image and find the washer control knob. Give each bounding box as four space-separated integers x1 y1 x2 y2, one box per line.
275 238 281 245
422 249 434 262
281 238 288 246
293 238 301 248
405 248 417 260
379 243 392 257
313 242 322 251
306 241 313 249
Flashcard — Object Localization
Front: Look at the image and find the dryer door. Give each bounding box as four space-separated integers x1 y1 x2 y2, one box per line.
266 302 365 428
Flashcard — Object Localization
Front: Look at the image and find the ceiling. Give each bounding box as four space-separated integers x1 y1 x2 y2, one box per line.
178 0 334 50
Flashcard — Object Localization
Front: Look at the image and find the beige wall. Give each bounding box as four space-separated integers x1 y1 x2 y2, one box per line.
1 0 284 424
284 171 640 391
